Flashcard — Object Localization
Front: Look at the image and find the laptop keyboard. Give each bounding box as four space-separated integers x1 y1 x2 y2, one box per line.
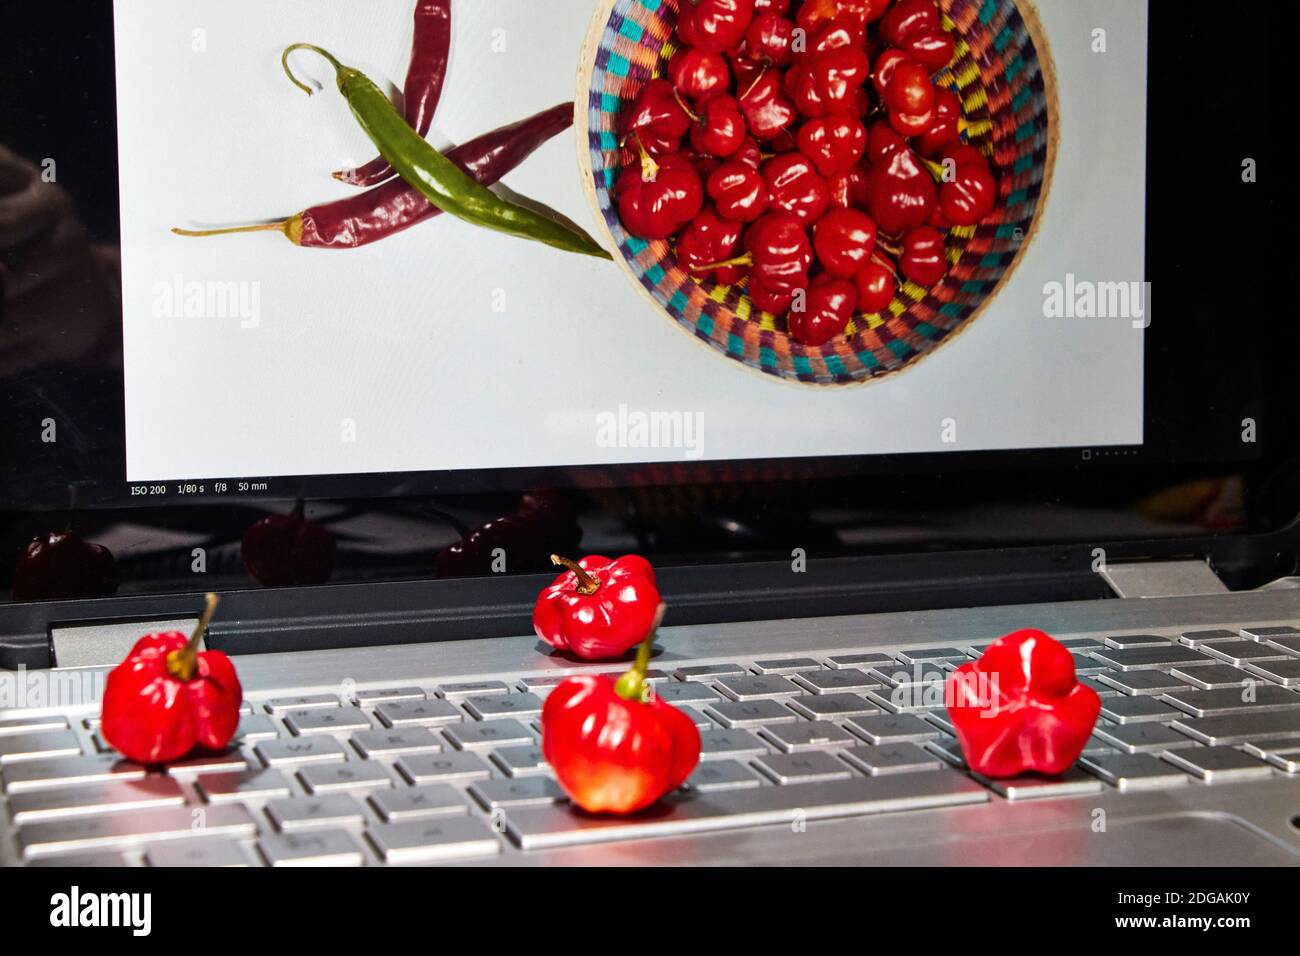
2 624 1298 865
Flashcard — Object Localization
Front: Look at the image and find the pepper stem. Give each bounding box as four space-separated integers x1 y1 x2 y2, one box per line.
550 554 600 596
171 221 291 238
634 136 661 183
166 592 220 682
691 251 754 272
281 43 349 96
614 603 667 702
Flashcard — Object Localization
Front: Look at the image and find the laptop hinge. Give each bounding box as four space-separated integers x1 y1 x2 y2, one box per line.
1098 559 1228 599
49 617 201 669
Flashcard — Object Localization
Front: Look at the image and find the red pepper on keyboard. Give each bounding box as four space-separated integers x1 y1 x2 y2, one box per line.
101 593 243 765
533 554 664 660
542 618 701 814
946 628 1101 778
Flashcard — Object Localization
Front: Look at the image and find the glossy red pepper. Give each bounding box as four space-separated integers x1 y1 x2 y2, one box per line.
762 152 830 224
738 68 798 141
435 491 582 578
542 627 701 815
742 12 796 67
934 145 997 226
899 28 956 72
668 46 732 101
792 46 872 117
688 93 747 157
865 146 937 235
733 136 764 169
622 79 691 156
797 114 867 177
678 0 757 54
880 0 943 47
854 257 897 312
754 0 792 12
797 0 889 32
898 225 947 285
748 280 794 314
883 60 936 136
677 205 746 283
814 207 877 278
871 48 912 97
788 273 856 346
101 593 243 765
827 164 871 210
946 628 1102 778
800 16 867 57
707 160 771 222
745 212 813 291
916 85 962 157
533 554 664 661
241 502 337 587
11 531 117 602
865 119 907 163
617 149 705 240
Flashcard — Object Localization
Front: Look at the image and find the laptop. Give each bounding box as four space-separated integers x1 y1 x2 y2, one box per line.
0 0 1294 868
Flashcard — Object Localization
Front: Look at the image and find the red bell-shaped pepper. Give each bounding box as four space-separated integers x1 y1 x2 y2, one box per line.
101 593 243 765
533 554 664 660
946 628 1101 778
542 625 702 814
616 147 704 240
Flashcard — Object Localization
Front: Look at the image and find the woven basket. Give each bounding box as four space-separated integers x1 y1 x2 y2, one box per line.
576 0 1058 387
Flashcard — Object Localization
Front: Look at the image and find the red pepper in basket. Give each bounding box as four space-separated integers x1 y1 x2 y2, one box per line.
533 554 665 661
677 206 746 283
689 93 748 158
946 629 1101 778
788 273 856 346
622 79 692 156
617 149 704 240
542 621 701 815
707 161 770 222
668 47 732 101
797 114 867 177
678 0 757 54
101 593 243 765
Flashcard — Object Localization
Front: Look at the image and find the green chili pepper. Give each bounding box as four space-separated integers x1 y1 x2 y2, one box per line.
282 44 611 261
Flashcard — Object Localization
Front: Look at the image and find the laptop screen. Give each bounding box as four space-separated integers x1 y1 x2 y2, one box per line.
0 1 1288 596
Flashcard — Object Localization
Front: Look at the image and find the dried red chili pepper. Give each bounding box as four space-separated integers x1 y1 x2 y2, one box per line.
101 593 243 765
334 0 452 187
173 103 573 249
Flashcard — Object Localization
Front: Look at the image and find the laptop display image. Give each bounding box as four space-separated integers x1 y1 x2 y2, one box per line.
0 0 1293 896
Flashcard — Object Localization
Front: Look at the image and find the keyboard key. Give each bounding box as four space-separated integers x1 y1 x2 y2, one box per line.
923 711 956 735
790 693 880 719
759 721 855 753
980 767 1104 800
1159 686 1300 718
1092 723 1199 755
1262 634 1300 656
751 658 822 674
1243 659 1300 687
283 708 372 736
515 675 572 696
264 694 339 714
1079 753 1191 791
867 665 946 689
266 794 364 831
196 768 292 803
841 743 941 775
443 719 532 751
1088 645 1213 672
1069 654 1108 676
675 706 714 731
714 674 801 701
1096 671 1192 696
705 699 797 729
1239 625 1300 642
395 751 491 784
652 682 721 704
895 647 968 664
1178 629 1241 647
503 772 988 850
683 760 761 792
298 761 392 794
462 693 544 720
8 778 185 825
845 713 941 745
163 750 249 775
597 669 669 684
19 805 255 860
1169 664 1256 689
752 751 853 784
1242 737 1300 773
1200 641 1291 666
468 776 567 810
0 715 69 736
0 731 81 765
863 689 932 715
437 680 512 699
255 737 348 768
1160 746 1274 783
924 737 967 768
674 663 746 681
366 817 501 864
259 829 364 867
698 729 767 760
146 840 249 867
1058 639 1107 652
825 653 894 669
233 715 279 742
1 755 146 793
1099 697 1182 724
369 784 469 822
1078 676 1120 698
1171 710 1300 746
373 698 462 727
350 727 443 759
1103 634 1172 649
489 746 549 777
352 686 426 706
793 669 879 694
